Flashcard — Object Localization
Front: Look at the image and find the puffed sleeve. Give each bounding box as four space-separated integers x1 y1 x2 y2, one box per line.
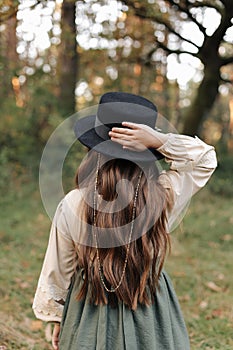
32 199 77 322
157 134 217 231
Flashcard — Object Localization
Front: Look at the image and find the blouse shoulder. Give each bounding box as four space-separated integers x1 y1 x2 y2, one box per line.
52 189 81 240
59 189 84 242
62 189 83 219
63 189 82 209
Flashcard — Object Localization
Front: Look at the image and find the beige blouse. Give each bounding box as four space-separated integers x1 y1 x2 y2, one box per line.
32 133 217 323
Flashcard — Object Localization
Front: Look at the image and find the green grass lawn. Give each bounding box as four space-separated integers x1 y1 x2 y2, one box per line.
0 181 232 349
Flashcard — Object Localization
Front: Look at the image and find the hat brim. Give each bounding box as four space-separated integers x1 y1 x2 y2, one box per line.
74 115 164 162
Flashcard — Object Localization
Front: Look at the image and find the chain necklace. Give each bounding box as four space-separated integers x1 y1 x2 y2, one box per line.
93 153 143 293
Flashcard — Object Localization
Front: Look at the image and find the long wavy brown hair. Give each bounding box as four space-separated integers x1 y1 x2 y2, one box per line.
75 150 173 310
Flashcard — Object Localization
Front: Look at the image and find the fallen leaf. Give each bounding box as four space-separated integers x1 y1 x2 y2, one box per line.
30 320 43 331
179 294 190 302
211 309 224 318
21 260 30 268
209 220 216 227
190 313 200 320
205 281 222 293
173 271 186 277
15 278 30 289
216 273 225 280
199 300 208 309
208 241 220 248
221 234 232 242
206 308 224 320
37 213 46 222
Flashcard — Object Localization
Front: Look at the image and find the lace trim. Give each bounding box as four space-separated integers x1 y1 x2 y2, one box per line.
38 278 68 301
32 281 68 318
198 149 217 167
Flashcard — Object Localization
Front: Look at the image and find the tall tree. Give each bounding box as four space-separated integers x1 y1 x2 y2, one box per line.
0 0 19 99
58 0 78 116
122 0 233 135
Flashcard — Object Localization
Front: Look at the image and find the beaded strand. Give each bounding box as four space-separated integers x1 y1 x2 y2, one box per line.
93 153 143 293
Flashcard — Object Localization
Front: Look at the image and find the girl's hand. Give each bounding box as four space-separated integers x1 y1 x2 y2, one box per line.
52 323 60 350
109 122 168 151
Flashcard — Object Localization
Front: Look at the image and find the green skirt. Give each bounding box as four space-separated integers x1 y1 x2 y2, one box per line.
59 269 190 350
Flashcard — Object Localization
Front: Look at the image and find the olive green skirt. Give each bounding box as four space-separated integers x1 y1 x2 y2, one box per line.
59 269 190 350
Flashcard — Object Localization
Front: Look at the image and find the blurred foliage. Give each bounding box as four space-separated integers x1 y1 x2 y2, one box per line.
0 72 64 197
1 75 54 160
0 68 87 196
208 153 233 198
0 61 232 197
62 141 86 193
0 0 232 199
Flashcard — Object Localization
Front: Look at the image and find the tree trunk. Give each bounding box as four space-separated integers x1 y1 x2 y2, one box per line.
1 9 18 99
58 0 78 116
182 64 221 136
182 0 233 136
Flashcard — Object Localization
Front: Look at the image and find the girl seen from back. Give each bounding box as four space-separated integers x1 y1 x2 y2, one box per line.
33 92 217 350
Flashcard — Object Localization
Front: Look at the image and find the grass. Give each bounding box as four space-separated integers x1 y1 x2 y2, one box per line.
0 179 232 349
0 181 51 350
165 186 233 349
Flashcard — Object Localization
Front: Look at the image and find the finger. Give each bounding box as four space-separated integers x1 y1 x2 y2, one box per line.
109 132 135 141
52 335 59 350
122 121 141 129
52 338 59 350
122 145 139 151
110 136 133 147
110 127 134 135
52 324 60 350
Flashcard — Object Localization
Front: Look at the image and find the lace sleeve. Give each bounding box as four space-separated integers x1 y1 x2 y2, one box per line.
32 279 68 322
32 200 77 322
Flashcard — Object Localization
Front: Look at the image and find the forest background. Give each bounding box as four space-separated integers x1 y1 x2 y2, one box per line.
0 0 233 349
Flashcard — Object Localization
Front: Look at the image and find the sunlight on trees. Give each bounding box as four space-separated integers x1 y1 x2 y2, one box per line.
0 0 232 173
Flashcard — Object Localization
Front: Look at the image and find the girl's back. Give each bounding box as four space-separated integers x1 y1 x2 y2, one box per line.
32 92 217 350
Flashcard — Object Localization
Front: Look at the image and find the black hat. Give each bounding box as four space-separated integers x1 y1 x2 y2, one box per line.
74 92 163 162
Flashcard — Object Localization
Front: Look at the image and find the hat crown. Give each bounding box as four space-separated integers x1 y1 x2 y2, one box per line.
100 92 157 112
96 92 157 130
